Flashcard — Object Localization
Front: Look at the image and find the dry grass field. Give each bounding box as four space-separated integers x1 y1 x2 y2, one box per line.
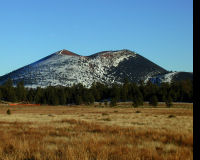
0 103 193 160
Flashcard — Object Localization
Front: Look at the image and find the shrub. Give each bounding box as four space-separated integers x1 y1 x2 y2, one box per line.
7 109 11 115
102 118 111 121
102 112 109 116
104 101 108 106
132 100 139 108
132 97 143 108
165 96 173 107
168 114 176 118
110 98 117 107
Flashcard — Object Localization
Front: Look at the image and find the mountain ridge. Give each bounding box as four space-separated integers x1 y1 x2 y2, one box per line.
0 49 192 88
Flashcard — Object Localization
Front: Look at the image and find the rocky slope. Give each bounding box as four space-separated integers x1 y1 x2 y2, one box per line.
0 49 192 88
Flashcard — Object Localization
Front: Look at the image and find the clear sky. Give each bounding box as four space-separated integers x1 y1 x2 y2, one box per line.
0 0 193 76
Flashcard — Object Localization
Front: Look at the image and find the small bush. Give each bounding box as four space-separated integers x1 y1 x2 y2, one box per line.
110 98 117 107
102 118 111 121
135 110 141 113
104 101 108 106
48 114 55 117
7 109 11 115
166 101 173 107
102 112 109 116
132 97 143 108
168 114 176 118
132 101 139 108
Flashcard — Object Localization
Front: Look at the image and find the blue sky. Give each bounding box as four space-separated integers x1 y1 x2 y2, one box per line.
0 0 193 76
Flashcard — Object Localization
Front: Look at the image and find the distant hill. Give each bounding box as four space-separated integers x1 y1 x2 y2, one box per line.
0 49 192 88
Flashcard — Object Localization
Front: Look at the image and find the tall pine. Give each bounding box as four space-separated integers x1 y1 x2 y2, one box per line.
16 81 26 102
2 79 16 102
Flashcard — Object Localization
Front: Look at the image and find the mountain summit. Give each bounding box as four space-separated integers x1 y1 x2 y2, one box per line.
0 49 192 88
58 49 80 56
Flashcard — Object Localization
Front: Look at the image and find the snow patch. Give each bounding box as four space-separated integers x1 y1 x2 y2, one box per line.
160 72 179 83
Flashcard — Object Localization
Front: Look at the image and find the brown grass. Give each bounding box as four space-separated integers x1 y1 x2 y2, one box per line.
0 103 193 160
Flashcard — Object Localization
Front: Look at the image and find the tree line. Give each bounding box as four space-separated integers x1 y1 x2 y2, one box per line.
0 79 193 106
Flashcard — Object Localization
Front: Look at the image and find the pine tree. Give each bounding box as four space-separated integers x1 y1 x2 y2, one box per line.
51 94 59 105
121 78 129 101
144 81 159 101
132 94 143 108
0 89 2 101
165 96 173 107
132 98 141 108
45 87 59 105
75 95 83 105
138 80 146 101
131 83 144 107
58 88 66 105
149 95 158 107
87 93 95 105
91 83 101 101
16 81 26 102
110 98 117 107
3 79 16 102
27 88 35 103
111 84 120 101
34 87 43 104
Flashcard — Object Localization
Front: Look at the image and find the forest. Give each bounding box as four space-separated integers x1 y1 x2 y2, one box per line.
0 79 193 106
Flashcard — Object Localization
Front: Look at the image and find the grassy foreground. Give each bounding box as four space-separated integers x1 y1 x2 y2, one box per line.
0 103 193 160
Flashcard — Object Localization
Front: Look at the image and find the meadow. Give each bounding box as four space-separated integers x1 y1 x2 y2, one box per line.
0 103 193 160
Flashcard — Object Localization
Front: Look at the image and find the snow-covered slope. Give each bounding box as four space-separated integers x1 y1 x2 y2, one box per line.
159 72 179 83
144 72 178 83
145 71 193 84
0 49 170 88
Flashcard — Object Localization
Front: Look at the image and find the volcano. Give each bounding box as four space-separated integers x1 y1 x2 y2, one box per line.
0 49 192 88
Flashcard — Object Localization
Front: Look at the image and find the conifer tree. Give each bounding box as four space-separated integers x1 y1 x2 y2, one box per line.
132 97 143 108
3 79 16 102
132 92 143 107
87 93 95 105
26 88 35 103
110 98 117 107
145 81 158 101
45 87 59 105
131 82 144 107
0 89 2 101
51 94 59 105
138 80 146 101
75 95 83 105
149 95 158 107
16 81 26 102
111 84 120 101
165 95 173 107
34 87 43 104
120 78 129 101
58 88 66 105
91 83 101 101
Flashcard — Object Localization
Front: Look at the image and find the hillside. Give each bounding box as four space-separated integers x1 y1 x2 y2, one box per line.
0 49 192 88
